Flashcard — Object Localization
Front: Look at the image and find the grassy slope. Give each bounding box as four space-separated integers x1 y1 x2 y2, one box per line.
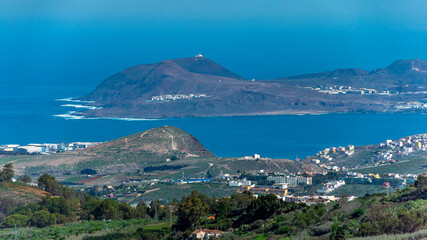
0 182 50 204
331 184 387 196
0 219 157 240
353 157 427 175
349 229 427 240
136 182 239 202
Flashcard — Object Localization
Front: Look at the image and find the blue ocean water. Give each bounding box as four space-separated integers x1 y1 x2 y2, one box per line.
2 84 427 160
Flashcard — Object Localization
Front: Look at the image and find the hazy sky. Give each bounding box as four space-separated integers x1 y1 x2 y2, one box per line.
1 0 427 85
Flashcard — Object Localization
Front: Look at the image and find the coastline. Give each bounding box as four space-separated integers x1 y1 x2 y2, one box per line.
54 107 426 121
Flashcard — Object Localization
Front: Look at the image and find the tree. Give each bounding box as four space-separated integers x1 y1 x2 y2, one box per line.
79 194 102 220
415 173 427 193
0 197 18 215
246 194 282 222
17 175 32 184
61 186 76 200
1 214 29 228
37 174 59 195
92 199 118 220
215 198 231 219
136 202 150 218
330 226 346 240
230 191 254 210
0 163 14 181
30 210 56 227
176 191 209 230
40 196 75 217
118 202 135 220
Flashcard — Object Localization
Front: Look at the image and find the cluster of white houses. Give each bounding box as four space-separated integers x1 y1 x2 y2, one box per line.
309 85 387 95
317 180 346 193
228 178 252 187
395 101 427 110
308 145 355 171
316 145 355 160
150 93 208 102
309 134 427 171
0 142 100 154
380 134 427 155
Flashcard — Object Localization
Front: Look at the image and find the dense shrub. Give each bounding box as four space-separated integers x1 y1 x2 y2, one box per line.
1 214 29 228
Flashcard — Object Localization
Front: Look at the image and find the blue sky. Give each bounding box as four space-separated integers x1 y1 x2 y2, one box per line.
1 0 427 85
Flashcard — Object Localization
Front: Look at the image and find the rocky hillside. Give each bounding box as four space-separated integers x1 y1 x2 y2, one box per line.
87 125 215 159
10 126 216 175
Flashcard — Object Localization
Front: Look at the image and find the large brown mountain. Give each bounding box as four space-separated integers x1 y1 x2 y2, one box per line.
81 56 246 103
79 57 427 118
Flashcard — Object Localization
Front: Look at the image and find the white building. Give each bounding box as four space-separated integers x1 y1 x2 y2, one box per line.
404 147 413 154
18 146 44 154
317 180 345 193
267 175 312 187
228 178 252 187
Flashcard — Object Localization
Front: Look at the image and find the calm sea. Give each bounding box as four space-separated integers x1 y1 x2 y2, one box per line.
1 84 427 160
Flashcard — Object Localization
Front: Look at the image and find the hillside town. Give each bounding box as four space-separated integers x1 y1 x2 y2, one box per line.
76 164 419 209
149 93 209 102
308 133 427 171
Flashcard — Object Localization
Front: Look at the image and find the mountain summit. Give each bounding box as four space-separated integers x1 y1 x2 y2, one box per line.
378 59 427 75
167 55 245 79
81 56 245 103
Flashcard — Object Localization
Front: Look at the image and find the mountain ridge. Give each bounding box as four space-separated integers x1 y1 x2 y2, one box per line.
8 126 321 177
77 57 427 118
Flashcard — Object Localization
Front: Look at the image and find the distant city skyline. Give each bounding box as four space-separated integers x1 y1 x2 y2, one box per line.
1 0 427 85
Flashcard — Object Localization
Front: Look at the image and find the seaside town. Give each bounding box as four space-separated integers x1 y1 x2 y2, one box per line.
0 141 100 154
307 85 389 95
394 101 427 110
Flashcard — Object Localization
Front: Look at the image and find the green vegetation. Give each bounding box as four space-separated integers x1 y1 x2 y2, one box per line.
0 219 155 240
17 174 31 184
331 184 387 196
0 163 174 239
0 162 14 181
138 182 238 202
354 157 427 175
350 228 427 240
2 160 427 239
